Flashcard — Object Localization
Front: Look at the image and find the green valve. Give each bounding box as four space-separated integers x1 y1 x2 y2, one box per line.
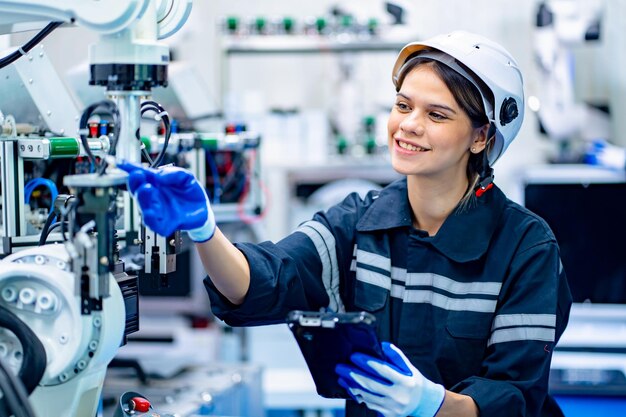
283 17 294 33
200 137 220 150
365 136 377 154
255 17 266 32
368 18 378 31
337 135 348 155
49 137 79 158
316 17 326 33
340 15 353 28
141 136 151 153
226 16 239 32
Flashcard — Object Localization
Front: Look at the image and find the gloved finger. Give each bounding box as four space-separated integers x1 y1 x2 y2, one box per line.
156 167 196 187
136 186 176 237
336 364 385 394
117 160 151 174
350 352 397 383
336 364 394 398
381 342 413 375
136 183 162 212
338 378 363 404
127 170 148 195
141 208 177 237
337 373 365 391
350 388 394 415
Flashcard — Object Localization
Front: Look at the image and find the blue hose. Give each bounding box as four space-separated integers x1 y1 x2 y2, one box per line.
24 178 59 206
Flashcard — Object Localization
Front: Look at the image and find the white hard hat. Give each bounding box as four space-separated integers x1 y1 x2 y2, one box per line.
392 31 524 165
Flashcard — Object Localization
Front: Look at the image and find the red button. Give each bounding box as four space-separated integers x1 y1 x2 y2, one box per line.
129 396 151 412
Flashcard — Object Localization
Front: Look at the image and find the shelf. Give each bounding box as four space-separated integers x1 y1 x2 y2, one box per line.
223 35 407 55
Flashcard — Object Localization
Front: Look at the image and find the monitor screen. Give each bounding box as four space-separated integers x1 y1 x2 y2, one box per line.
524 168 626 304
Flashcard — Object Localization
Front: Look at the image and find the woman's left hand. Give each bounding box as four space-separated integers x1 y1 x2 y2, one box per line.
336 342 445 417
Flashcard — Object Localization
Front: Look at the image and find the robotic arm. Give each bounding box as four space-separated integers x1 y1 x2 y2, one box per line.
533 0 608 146
0 2 192 416
0 0 190 36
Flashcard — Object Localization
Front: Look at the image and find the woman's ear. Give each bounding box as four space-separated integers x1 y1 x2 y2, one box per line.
470 124 489 153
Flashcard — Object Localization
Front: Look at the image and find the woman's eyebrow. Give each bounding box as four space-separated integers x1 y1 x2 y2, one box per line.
396 93 457 114
430 104 457 114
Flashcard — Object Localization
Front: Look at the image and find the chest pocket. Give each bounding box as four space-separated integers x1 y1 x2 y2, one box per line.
351 247 391 312
440 312 492 386
353 279 389 312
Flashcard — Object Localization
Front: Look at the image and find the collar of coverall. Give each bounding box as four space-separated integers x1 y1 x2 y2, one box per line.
356 177 506 263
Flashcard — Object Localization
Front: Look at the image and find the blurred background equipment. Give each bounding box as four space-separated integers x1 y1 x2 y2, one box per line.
532 0 610 163
2 0 626 416
523 164 626 415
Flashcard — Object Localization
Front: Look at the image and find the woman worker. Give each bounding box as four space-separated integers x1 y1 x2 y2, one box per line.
119 31 572 417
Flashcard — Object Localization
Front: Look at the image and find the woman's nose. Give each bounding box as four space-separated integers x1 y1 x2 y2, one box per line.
399 111 424 136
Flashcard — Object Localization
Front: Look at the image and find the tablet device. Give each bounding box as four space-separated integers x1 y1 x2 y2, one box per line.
286 310 384 399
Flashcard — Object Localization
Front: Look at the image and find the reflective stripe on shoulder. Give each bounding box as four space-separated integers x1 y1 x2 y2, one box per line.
295 220 345 312
488 313 557 346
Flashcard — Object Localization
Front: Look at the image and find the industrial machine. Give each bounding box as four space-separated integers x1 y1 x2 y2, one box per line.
0 1 194 416
533 0 610 161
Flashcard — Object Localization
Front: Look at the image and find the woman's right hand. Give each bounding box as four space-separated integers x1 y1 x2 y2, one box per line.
117 160 216 242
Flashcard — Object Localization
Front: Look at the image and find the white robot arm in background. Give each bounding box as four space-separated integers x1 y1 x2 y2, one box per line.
0 2 191 416
533 0 609 145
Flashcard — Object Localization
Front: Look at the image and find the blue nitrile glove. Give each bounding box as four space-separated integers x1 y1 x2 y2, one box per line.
336 342 445 417
584 139 626 170
117 160 216 242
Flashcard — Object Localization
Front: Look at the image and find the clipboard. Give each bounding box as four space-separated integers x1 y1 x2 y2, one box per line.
286 310 384 398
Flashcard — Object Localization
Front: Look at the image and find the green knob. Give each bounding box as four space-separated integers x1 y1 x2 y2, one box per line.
368 18 378 32
365 136 377 154
200 136 220 150
340 15 353 28
283 17 294 33
337 135 348 155
255 17 266 32
226 16 238 32
141 136 151 153
315 17 326 33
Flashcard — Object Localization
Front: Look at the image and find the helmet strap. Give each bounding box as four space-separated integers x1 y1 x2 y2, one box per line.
475 123 496 198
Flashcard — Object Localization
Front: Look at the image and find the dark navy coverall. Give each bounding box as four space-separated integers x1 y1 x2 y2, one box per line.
204 178 572 417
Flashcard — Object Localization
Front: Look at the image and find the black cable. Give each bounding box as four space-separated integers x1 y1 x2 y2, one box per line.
141 100 171 168
38 210 56 246
141 146 154 165
0 22 63 70
0 356 36 417
59 198 78 242
0 306 47 397
141 103 170 167
78 100 121 175
38 221 69 246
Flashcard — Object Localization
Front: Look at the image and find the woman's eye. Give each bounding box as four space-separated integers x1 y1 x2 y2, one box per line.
430 112 447 120
395 102 410 111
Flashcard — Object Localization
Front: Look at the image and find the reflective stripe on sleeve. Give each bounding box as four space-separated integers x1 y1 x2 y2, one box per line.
296 221 344 312
488 327 556 346
488 313 557 346
492 313 556 330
